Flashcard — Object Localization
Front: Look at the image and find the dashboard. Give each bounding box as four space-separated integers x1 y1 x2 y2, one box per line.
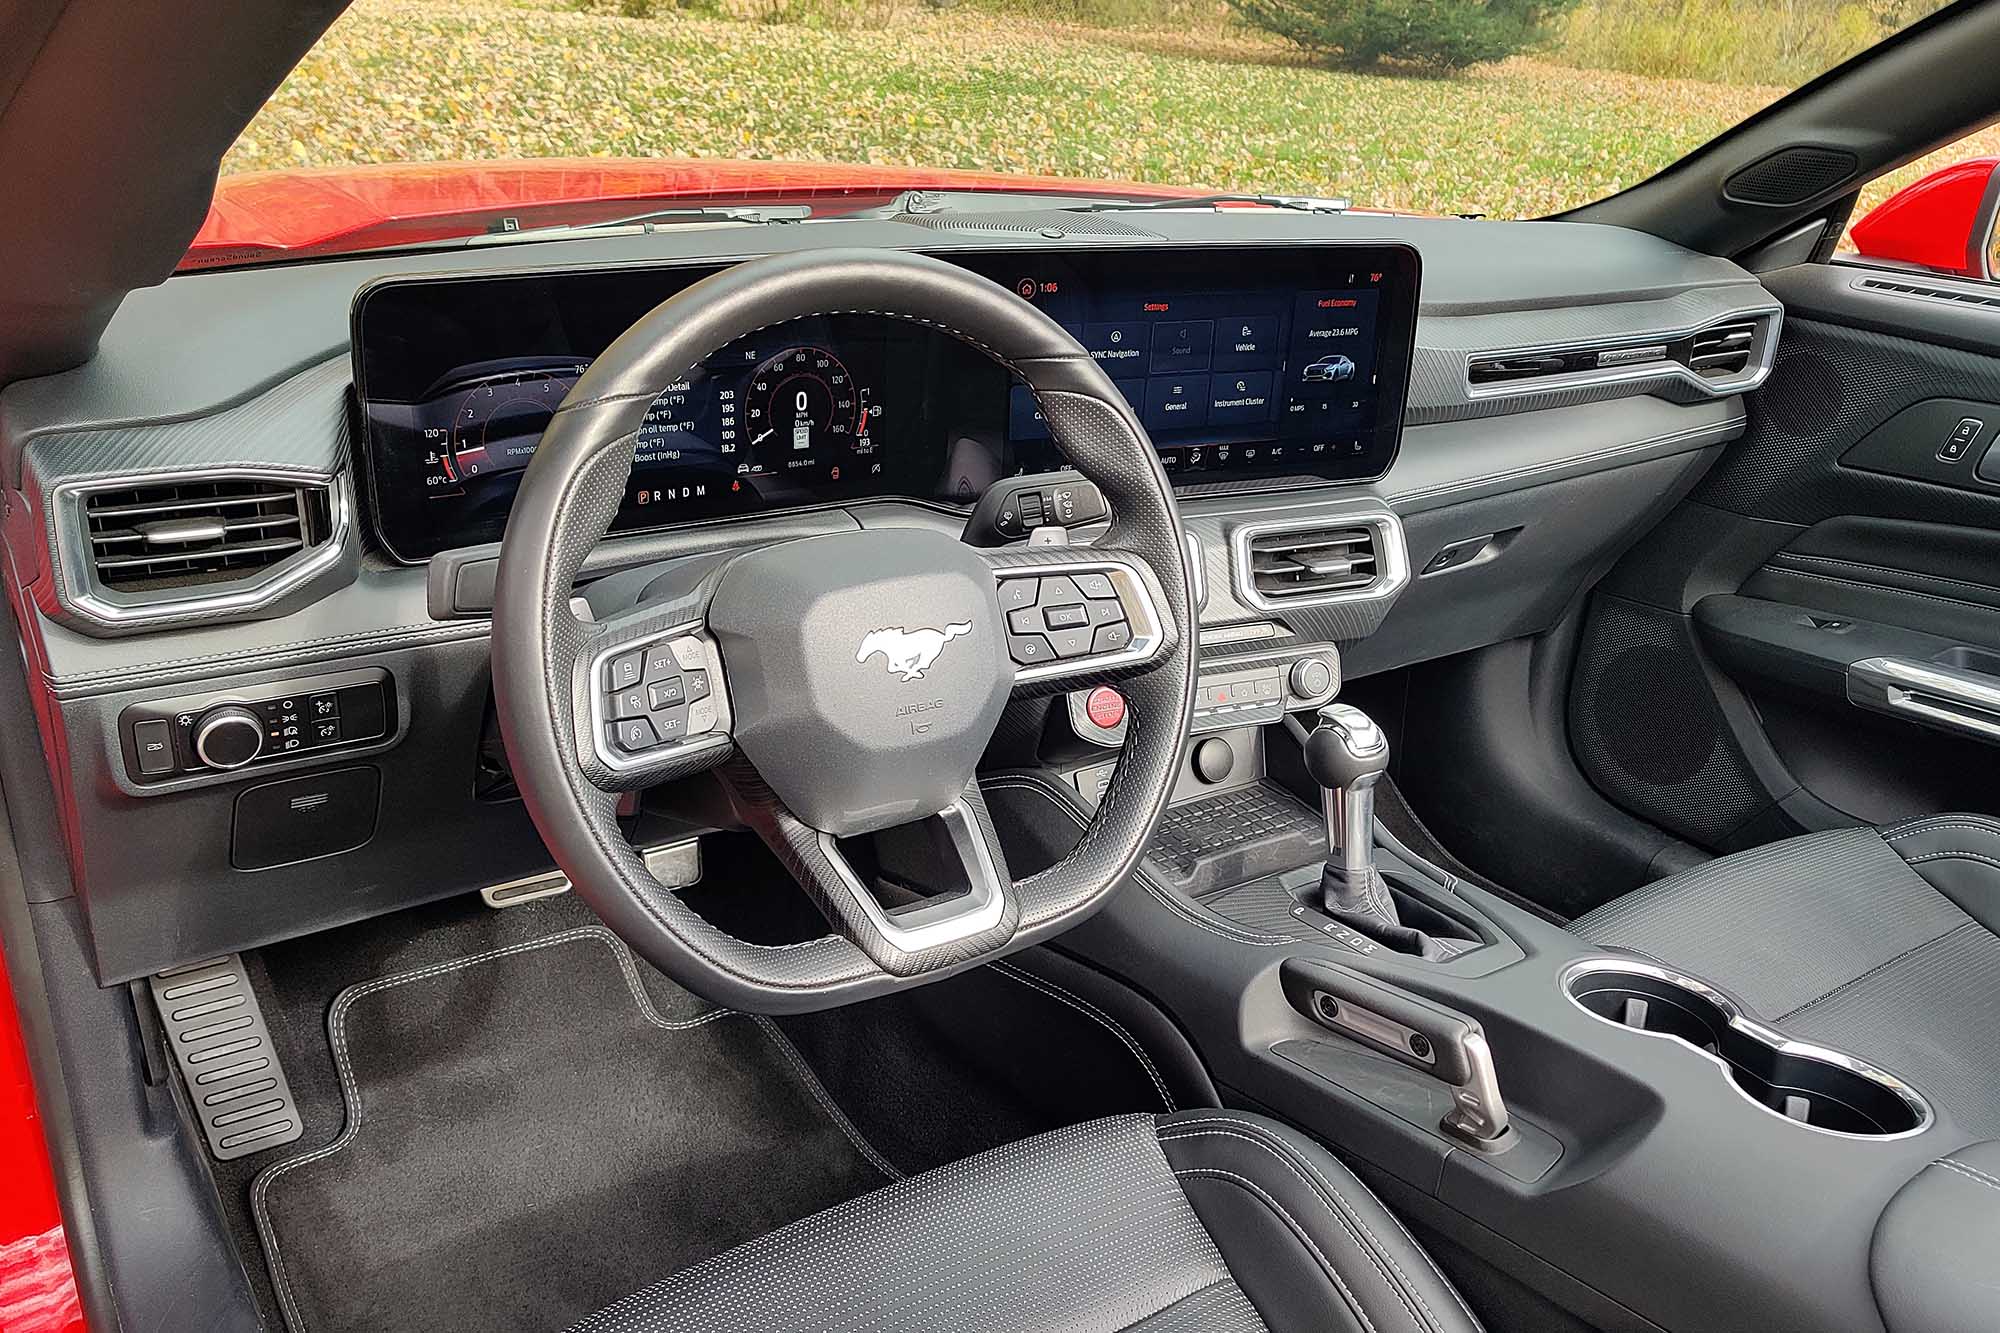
354 244 1421 561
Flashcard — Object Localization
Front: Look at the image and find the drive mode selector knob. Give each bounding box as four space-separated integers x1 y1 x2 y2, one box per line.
193 706 265 770
1289 657 1334 700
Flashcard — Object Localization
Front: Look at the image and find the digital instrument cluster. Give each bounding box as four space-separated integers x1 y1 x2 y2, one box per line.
353 244 1418 561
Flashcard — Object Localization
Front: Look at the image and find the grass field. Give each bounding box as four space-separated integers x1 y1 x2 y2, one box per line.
223 0 1996 223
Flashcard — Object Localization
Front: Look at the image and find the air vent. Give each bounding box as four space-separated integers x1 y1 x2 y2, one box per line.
1246 525 1380 601
1858 276 2000 310
1686 320 1757 378
83 479 332 591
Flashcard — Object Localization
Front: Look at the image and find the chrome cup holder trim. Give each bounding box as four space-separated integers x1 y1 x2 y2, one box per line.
1560 956 1933 1142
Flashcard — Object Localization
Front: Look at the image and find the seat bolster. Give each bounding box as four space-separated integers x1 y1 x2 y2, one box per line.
1880 814 2000 932
1155 1110 1482 1333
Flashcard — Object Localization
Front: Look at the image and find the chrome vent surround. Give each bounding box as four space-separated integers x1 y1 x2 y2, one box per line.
84 479 331 590
1464 308 1780 400
51 468 352 634
1230 508 1409 612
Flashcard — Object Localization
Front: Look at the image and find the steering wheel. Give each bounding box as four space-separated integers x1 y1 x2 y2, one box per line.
491 249 1195 1013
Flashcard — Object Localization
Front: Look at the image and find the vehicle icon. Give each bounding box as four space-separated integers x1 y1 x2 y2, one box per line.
1302 354 1357 384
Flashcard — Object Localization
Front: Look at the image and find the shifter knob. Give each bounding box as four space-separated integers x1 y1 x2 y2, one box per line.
1303 703 1390 793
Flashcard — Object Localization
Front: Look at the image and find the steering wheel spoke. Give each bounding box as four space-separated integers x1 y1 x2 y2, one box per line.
982 545 1176 692
721 762 1020 976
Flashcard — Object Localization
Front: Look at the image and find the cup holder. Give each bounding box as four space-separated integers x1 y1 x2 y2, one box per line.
1563 960 1930 1139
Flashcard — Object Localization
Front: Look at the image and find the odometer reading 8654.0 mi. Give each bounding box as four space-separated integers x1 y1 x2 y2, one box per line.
744 345 865 476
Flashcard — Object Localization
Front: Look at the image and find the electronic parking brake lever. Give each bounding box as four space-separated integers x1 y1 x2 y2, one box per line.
1280 958 1512 1150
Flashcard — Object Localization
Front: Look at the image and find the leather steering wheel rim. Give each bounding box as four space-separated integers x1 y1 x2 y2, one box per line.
491 248 1195 1014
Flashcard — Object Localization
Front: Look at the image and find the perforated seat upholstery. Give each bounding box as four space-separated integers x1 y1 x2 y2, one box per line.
568 1109 1482 1333
1572 814 2000 1138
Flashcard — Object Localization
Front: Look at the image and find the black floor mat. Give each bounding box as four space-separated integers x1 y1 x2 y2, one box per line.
249 924 895 1333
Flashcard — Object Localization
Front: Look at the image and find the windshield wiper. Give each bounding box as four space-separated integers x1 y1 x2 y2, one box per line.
1062 192 1352 214
481 203 813 240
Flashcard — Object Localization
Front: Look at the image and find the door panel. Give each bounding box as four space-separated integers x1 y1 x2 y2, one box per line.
1570 288 2000 852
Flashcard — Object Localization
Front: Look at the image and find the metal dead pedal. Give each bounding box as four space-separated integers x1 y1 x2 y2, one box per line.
148 955 303 1161
481 839 703 909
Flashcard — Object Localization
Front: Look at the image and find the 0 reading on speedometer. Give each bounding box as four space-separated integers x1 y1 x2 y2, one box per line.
743 345 864 475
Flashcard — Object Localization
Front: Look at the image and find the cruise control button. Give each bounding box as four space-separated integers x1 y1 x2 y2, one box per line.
1048 627 1094 658
649 676 685 708
1093 622 1133 653
643 644 681 681
683 670 711 702
999 578 1040 611
653 707 689 744
1042 603 1090 630
606 650 644 692
1071 572 1118 599
1008 633 1055 665
609 687 650 720
610 718 659 754
1007 606 1044 635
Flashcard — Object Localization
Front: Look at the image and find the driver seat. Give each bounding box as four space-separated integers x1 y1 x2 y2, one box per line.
567 1110 1481 1333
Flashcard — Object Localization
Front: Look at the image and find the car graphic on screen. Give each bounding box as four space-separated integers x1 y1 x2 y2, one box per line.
1302 353 1357 384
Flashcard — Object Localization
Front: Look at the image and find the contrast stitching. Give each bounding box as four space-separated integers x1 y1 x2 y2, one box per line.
1904 850 2000 873
251 927 744 1333
1168 1165 1385 1333
1778 922 1977 1023
1933 1159 2000 1196
1883 821 2000 844
1161 1123 1447 1333
53 621 488 688
991 961 1176 1112
1759 567 2000 615
1772 552 2000 600
979 776 1290 947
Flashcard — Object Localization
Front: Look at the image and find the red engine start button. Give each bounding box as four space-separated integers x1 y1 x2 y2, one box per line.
1084 686 1126 730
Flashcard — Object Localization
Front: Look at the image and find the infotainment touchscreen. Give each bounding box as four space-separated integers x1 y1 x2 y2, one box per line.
352 243 1419 561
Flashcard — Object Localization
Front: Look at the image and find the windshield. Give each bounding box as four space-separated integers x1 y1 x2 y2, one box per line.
198 0 1956 268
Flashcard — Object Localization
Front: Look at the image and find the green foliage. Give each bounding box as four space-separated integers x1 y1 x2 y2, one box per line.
1225 0 1580 71
958 0 1224 28
1549 0 1950 85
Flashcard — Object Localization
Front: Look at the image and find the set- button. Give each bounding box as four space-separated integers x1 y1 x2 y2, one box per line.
1001 573 1134 667
602 635 719 756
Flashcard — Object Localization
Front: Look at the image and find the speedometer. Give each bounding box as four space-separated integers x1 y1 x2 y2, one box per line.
743 345 865 475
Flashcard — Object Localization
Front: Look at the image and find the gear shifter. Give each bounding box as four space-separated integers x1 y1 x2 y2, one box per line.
1302 704 1462 959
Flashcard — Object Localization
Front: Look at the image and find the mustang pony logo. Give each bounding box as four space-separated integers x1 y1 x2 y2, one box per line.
856 622 972 681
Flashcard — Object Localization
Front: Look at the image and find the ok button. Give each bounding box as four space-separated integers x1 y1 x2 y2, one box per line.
1042 604 1090 630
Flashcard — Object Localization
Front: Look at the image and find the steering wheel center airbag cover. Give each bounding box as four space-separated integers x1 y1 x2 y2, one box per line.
708 528 1011 836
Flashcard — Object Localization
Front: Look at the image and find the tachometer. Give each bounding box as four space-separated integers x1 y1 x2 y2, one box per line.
743 346 864 475
449 371 569 483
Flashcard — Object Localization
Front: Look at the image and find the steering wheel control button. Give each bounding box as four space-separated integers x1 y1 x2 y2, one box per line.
669 637 707 671
606 650 644 691
653 708 689 744
1084 687 1126 730
642 644 680 681
998 577 1040 611
687 699 718 736
1042 603 1090 631
610 718 660 753
609 687 650 720
683 670 711 702
1071 572 1118 599
1008 633 1054 665
1048 627 1094 658
1086 599 1126 626
648 677 685 708
1092 622 1133 653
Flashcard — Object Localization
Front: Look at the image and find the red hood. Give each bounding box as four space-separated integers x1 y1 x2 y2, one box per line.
180 158 1210 270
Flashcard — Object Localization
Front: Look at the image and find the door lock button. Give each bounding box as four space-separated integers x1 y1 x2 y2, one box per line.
1939 416 1984 463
